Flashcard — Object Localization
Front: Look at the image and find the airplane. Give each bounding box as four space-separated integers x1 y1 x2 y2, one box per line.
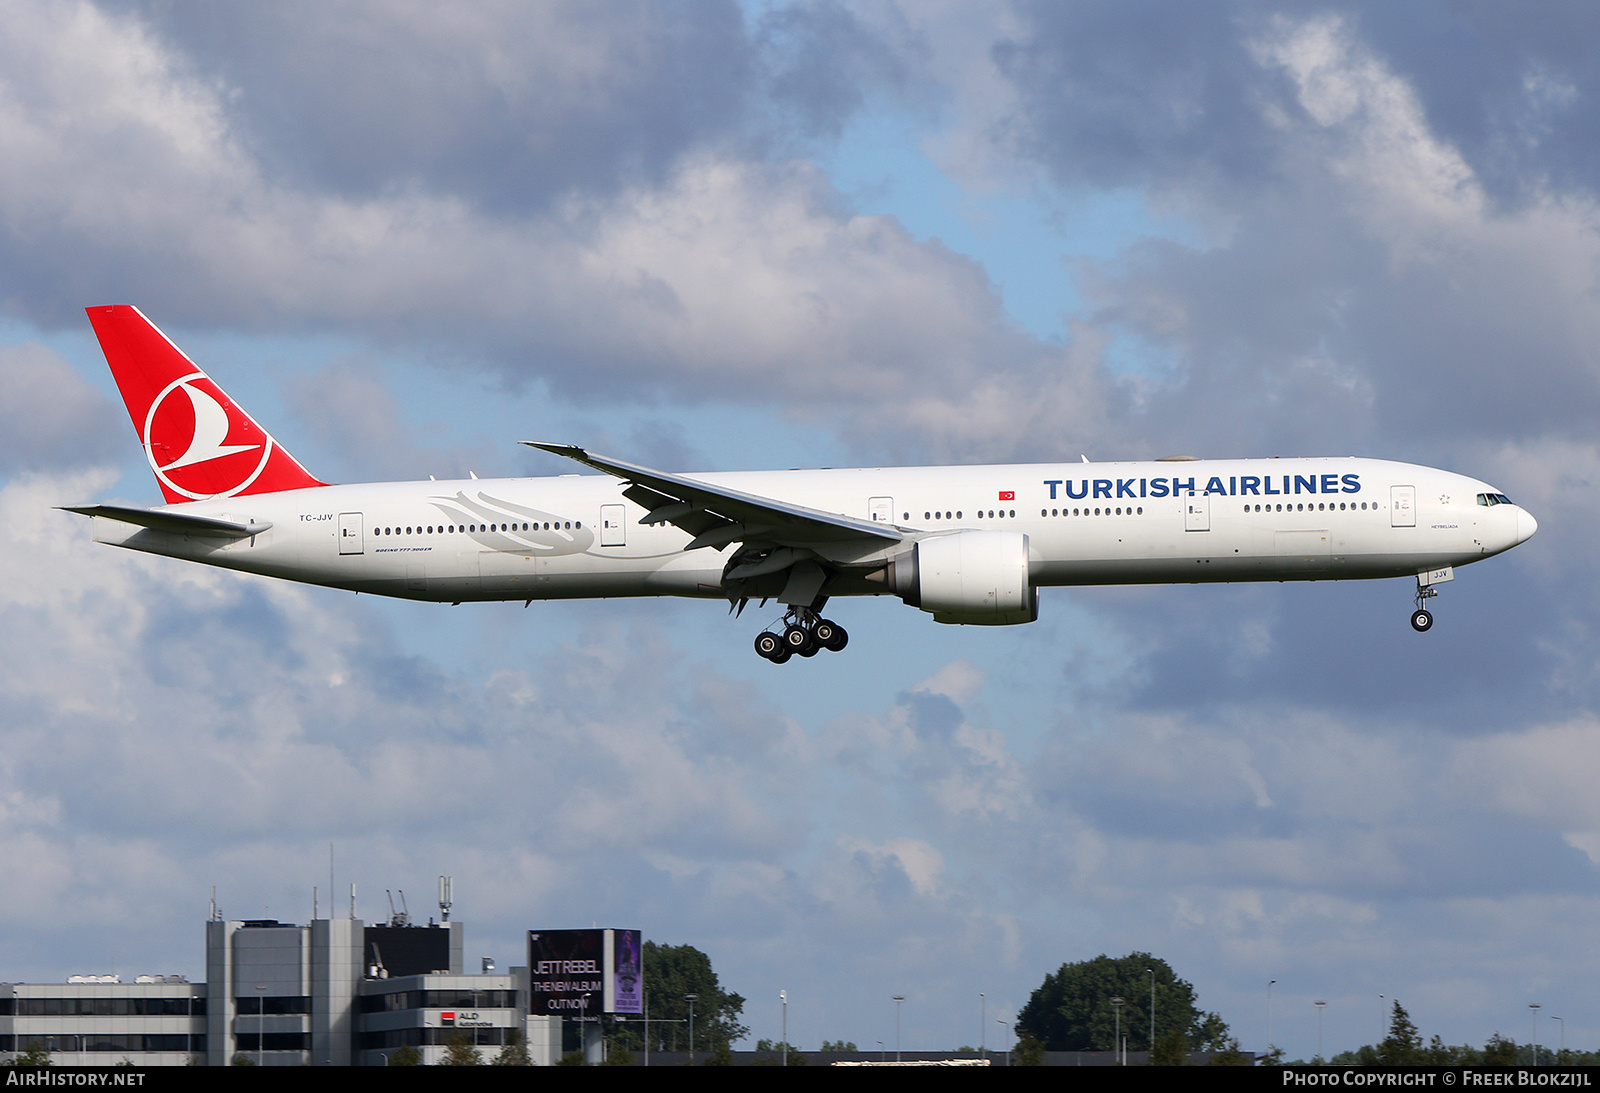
64 305 1538 663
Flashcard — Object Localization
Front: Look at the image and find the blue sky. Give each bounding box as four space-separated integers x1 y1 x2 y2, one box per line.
1 0 1598 1062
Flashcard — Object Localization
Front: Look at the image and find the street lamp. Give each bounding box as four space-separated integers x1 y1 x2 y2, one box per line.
997 1019 1011 1067
1267 980 1275 1057
893 996 905 1062
780 990 787 1067
684 994 697 1065
1147 969 1155 1055
1530 1004 1541 1066
1111 996 1125 1065
581 992 594 1064
1314 1000 1327 1063
980 993 986 1056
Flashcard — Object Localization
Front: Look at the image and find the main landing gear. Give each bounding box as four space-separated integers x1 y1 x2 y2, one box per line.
1411 579 1437 633
754 608 849 663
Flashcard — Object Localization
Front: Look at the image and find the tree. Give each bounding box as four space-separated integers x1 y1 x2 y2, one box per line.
1426 1035 1458 1066
1378 1002 1424 1066
493 1030 530 1066
1150 1027 1189 1066
1015 952 1229 1053
1196 1011 1233 1052
754 1040 809 1065
819 1040 857 1051
441 1031 482 1065
610 941 748 1054
386 1045 422 1066
1329 1010 1515 1067
1483 1034 1518 1066
753 1040 807 1065
1012 1031 1047 1066
1207 1037 1249 1066
10 1042 50 1067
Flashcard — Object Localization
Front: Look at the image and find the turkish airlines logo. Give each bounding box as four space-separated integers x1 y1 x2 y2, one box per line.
998 491 1015 501
142 373 271 500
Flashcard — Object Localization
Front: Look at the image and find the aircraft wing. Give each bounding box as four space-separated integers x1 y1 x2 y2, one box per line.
60 503 273 537
523 443 903 551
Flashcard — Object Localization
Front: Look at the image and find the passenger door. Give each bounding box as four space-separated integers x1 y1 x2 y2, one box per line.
338 512 363 555
600 504 626 547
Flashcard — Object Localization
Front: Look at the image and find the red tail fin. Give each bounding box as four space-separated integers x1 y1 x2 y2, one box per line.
86 305 326 503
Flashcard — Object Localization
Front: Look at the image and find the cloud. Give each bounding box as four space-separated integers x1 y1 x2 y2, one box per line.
1449 716 1600 863
0 343 123 473
280 356 506 483
119 0 755 212
0 2 1117 464
982 7 1600 466
993 2 1274 196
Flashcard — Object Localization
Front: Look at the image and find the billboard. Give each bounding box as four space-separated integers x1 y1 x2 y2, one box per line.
528 928 642 1016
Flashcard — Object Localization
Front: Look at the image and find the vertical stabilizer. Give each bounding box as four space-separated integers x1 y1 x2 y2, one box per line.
87 305 326 503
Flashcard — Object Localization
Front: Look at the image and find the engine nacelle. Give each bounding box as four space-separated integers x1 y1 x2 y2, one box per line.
885 530 1038 625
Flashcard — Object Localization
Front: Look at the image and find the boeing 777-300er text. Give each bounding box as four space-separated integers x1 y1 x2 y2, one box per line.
64 306 1538 662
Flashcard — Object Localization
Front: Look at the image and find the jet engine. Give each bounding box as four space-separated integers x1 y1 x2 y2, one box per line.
880 530 1038 625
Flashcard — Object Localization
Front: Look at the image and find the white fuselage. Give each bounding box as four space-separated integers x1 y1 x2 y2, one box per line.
89 456 1534 606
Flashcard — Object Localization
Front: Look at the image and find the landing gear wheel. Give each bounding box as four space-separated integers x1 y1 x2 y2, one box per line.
814 619 848 652
754 606 847 663
1410 609 1433 633
784 624 815 655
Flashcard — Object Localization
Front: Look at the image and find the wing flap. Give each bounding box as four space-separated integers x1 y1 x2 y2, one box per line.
525 443 903 549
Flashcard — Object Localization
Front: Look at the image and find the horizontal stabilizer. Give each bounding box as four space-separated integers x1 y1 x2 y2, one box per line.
59 504 272 537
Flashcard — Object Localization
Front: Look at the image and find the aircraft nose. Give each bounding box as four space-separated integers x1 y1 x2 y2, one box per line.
1516 507 1538 545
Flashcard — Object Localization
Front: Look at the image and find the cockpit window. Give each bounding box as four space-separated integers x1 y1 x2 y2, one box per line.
1476 493 1515 506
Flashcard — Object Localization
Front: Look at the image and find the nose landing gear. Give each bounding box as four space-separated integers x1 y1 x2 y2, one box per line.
1411 579 1437 633
755 608 848 663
